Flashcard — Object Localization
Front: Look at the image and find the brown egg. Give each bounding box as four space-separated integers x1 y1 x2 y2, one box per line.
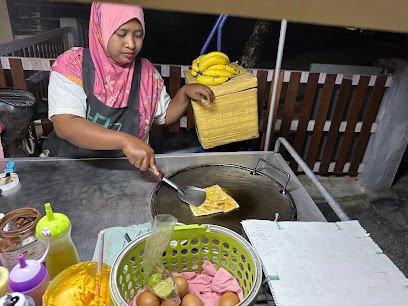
174 276 189 298
137 291 161 306
219 292 240 306
161 299 180 306
181 293 203 306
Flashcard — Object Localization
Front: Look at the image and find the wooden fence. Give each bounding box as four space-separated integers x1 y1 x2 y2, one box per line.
0 27 75 58
0 56 392 175
253 70 391 175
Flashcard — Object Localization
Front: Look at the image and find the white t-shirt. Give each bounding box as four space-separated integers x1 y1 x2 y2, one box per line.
48 71 171 127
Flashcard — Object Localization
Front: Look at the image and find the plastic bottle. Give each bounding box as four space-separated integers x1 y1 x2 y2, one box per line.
0 208 46 271
35 203 80 280
0 292 35 306
8 253 48 306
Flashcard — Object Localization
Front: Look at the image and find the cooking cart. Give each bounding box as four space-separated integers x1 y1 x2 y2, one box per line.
0 137 349 305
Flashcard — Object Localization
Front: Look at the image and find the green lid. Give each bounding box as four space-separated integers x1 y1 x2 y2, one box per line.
35 203 71 238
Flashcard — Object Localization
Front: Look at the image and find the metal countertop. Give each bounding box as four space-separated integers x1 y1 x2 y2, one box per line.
0 151 325 261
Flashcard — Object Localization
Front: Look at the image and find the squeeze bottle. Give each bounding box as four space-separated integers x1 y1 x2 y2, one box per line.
35 203 79 280
0 292 35 306
8 253 49 306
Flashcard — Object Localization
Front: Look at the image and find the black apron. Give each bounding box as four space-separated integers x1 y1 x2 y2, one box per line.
46 49 141 158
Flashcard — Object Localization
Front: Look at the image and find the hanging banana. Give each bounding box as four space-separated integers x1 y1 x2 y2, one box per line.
198 51 230 64
192 59 199 72
196 75 229 86
198 56 229 73
202 68 236 78
208 64 239 75
190 51 240 85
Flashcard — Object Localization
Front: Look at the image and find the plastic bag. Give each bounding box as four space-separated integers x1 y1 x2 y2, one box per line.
143 214 181 304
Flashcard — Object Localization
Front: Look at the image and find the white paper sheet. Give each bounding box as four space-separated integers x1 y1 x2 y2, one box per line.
242 220 408 306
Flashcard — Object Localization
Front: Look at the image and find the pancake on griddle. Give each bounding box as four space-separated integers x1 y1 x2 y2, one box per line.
189 184 239 216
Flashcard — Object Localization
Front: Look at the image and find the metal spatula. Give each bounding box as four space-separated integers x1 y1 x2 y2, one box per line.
161 176 206 207
150 169 206 206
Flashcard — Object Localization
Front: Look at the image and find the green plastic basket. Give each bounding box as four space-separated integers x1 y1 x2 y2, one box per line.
110 224 262 306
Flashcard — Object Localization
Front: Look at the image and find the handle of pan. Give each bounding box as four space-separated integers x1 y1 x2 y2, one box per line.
252 158 290 195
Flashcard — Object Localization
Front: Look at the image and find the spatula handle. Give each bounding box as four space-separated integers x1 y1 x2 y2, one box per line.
148 168 164 180
161 177 182 193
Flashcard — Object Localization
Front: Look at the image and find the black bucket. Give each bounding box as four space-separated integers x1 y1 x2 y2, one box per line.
0 88 36 157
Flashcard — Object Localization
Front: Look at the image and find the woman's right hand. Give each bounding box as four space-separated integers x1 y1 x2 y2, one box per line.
121 135 160 176
52 114 161 175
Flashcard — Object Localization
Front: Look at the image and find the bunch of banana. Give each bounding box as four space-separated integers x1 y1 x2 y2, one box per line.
191 51 239 86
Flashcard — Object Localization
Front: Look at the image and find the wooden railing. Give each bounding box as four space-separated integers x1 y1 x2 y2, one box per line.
0 27 76 58
254 70 391 175
0 56 392 175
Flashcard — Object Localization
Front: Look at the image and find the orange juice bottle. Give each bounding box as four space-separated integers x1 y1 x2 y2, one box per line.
35 203 80 280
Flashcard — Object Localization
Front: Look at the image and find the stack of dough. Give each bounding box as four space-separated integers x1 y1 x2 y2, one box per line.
189 185 239 216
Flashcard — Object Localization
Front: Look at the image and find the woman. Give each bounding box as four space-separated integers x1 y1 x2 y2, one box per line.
47 1 214 176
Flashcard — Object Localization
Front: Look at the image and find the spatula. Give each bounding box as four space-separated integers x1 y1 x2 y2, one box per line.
150 169 206 207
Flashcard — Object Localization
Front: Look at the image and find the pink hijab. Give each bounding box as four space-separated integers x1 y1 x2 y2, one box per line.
52 1 163 141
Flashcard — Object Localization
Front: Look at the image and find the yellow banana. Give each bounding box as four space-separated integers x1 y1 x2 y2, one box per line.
206 64 239 75
196 75 229 86
196 54 206 63
198 56 229 73
202 68 236 78
199 51 230 64
192 59 199 72
191 70 198 77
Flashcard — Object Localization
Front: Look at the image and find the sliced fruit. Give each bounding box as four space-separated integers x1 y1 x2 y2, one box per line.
148 273 163 287
153 277 174 298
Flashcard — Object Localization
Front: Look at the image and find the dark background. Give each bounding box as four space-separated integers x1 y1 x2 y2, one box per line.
6 0 408 69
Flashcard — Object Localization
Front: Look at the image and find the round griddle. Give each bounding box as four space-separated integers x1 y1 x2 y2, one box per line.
150 164 297 233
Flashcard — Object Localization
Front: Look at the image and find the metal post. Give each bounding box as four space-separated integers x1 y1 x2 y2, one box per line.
274 137 350 221
264 19 287 151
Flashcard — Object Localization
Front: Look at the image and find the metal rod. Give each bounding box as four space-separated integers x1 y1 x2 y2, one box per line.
274 137 350 221
217 14 228 51
200 14 224 55
264 19 287 151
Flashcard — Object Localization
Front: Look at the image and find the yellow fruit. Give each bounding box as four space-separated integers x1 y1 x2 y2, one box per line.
196 75 229 86
209 64 239 75
202 68 236 78
191 70 198 77
196 54 206 63
153 277 174 298
200 51 230 63
148 273 163 287
192 59 199 72
198 56 229 73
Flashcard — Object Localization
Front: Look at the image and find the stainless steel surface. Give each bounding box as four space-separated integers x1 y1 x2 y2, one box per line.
151 164 297 233
274 137 350 221
0 151 326 261
161 176 206 207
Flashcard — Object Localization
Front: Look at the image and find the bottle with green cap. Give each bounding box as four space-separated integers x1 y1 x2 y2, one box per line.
35 203 80 280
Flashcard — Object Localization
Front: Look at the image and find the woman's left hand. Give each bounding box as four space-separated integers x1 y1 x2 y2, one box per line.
164 83 215 125
183 84 215 104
